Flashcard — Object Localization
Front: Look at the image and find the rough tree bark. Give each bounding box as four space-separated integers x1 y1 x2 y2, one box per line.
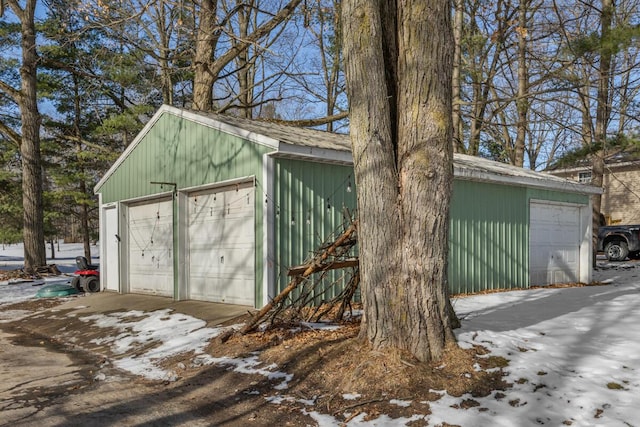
591 0 613 250
452 0 464 153
342 0 457 362
513 0 529 167
72 73 92 261
192 0 220 111
1 0 46 271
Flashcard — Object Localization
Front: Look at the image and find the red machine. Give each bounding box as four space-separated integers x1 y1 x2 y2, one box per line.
71 256 100 293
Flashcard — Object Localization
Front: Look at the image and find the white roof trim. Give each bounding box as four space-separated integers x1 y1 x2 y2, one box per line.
272 142 353 165
455 164 602 195
180 175 255 194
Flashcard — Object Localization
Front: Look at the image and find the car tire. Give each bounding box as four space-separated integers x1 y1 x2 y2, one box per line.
605 241 629 261
84 277 100 293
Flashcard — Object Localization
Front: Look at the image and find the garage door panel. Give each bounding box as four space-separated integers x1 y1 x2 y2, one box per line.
128 199 174 297
530 202 580 286
188 184 255 306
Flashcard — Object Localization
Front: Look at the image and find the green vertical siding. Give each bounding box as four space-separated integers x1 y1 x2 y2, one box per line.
526 188 589 206
98 113 271 203
448 180 529 294
273 159 357 298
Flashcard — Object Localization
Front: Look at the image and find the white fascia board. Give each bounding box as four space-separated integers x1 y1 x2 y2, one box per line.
180 175 255 194
273 142 353 165
454 166 603 196
119 190 175 205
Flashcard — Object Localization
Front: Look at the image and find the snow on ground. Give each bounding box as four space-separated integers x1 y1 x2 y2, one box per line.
80 309 240 382
0 241 96 274
2 243 640 426
0 242 92 311
427 264 640 427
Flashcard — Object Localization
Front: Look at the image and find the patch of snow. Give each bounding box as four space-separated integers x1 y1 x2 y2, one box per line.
195 352 293 390
305 410 427 426
300 321 342 331
77 309 229 381
265 395 295 405
389 399 411 408
0 309 34 322
342 393 361 400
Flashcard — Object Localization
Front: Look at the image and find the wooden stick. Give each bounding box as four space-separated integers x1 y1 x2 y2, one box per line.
287 258 359 276
240 220 358 334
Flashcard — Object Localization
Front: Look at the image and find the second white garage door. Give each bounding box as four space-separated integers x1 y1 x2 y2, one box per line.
188 182 255 305
529 201 581 286
127 198 174 296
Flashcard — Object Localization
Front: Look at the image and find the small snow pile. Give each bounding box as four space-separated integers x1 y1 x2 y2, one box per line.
194 352 294 390
78 309 232 381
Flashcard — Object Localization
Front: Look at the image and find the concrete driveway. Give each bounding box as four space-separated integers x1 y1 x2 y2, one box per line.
56 291 253 327
0 293 316 426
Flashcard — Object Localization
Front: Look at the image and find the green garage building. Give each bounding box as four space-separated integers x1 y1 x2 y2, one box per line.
95 105 600 307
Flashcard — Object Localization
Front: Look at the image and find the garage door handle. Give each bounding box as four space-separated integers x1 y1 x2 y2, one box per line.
115 234 121 242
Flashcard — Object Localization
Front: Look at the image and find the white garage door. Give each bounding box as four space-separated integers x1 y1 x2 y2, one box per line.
188 182 255 305
128 198 174 296
530 201 580 286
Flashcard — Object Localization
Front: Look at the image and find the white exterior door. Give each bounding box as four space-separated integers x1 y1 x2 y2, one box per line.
530 201 581 286
127 198 174 296
188 183 255 305
103 206 120 292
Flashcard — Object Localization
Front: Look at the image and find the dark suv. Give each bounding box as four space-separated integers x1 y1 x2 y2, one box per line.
597 224 640 261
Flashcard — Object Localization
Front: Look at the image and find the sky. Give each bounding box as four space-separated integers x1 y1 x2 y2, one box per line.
1 243 639 426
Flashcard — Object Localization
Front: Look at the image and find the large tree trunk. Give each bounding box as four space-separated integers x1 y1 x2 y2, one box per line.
71 72 93 262
192 0 219 112
452 0 464 153
17 0 46 271
343 0 457 362
592 0 613 251
513 0 529 167
236 2 253 119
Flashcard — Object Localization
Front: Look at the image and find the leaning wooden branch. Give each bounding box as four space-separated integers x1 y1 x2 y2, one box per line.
239 220 358 335
286 258 359 276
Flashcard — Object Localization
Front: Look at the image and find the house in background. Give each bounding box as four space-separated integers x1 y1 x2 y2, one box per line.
549 150 640 225
94 105 601 308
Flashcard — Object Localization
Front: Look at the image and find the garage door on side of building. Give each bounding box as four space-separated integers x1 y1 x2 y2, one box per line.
187 182 255 305
529 201 581 286
127 198 174 296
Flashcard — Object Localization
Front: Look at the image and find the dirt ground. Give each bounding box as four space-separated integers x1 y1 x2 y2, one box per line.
0 297 508 427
